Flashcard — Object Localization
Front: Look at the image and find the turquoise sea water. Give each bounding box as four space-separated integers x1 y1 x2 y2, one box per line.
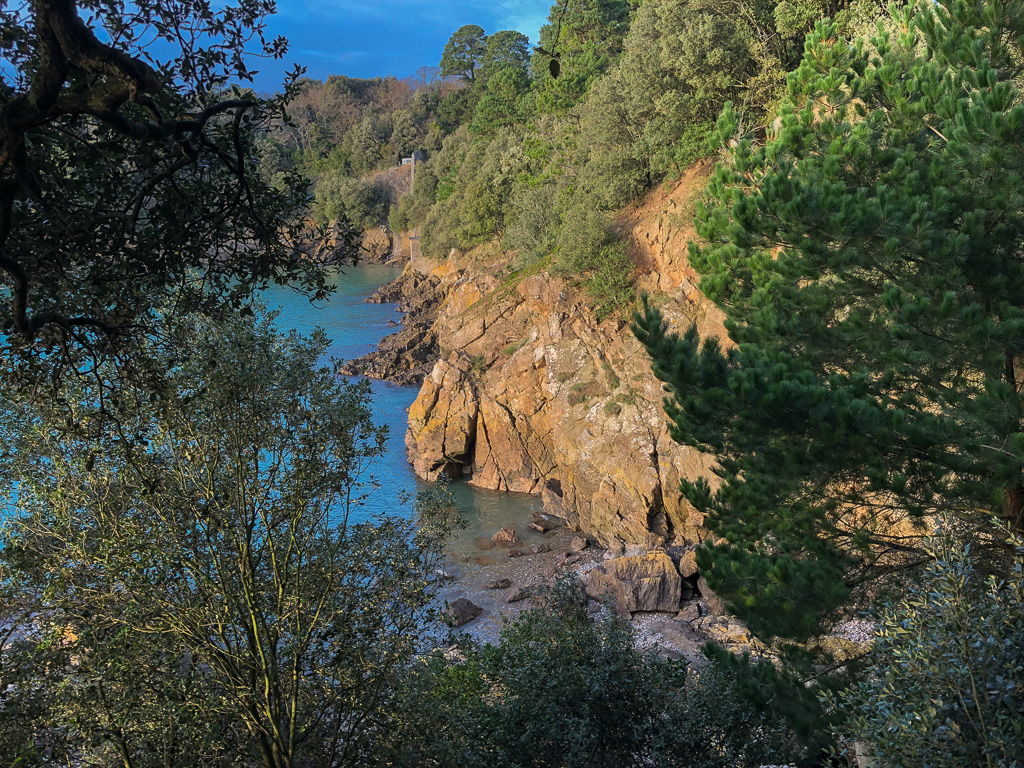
261 266 542 547
0 267 540 543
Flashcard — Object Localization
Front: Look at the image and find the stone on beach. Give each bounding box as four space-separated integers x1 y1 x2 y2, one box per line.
492 527 521 547
445 598 483 627
584 552 682 618
528 514 562 532
505 586 531 603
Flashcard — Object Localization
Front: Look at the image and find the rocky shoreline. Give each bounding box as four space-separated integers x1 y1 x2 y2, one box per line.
435 509 873 673
336 189 871 667
337 266 444 386
435 510 757 664
394 171 727 551
339 247 721 550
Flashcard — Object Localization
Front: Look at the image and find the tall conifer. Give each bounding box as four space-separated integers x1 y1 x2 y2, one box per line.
635 0 1024 739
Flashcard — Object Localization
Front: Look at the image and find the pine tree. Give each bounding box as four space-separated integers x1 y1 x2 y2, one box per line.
531 0 632 113
440 25 487 84
634 0 1024 741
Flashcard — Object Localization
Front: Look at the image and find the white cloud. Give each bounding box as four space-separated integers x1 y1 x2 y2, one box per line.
296 48 371 62
495 0 550 41
278 0 551 36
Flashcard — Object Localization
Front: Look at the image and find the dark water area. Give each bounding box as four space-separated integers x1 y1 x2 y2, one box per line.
262 266 541 548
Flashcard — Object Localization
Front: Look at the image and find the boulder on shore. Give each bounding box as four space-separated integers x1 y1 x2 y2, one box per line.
584 553 682 618
529 514 562 532
505 586 531 603
696 575 727 616
676 547 699 579
446 598 483 627
492 527 521 547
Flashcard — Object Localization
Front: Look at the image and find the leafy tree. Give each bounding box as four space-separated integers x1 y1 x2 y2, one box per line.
440 24 487 84
390 162 439 233
504 182 562 265
635 0 1024 742
470 67 530 135
436 86 481 133
388 109 421 160
313 173 389 229
774 0 882 38
830 524 1024 768
421 129 528 256
531 0 632 113
480 29 531 83
0 311 456 767
0 0 332 396
379 577 796 767
575 0 885 211
343 113 393 175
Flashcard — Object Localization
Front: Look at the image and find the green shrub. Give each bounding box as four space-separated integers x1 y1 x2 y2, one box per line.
390 163 440 234
831 526 1024 768
658 665 800 768
555 200 618 274
388 198 412 232
568 380 609 406
420 130 527 258
501 337 529 356
376 577 797 767
585 241 635 320
554 198 635 319
504 182 561 266
468 354 488 377
312 173 388 229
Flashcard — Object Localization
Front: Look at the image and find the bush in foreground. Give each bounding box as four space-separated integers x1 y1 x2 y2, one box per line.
379 577 797 767
831 527 1024 768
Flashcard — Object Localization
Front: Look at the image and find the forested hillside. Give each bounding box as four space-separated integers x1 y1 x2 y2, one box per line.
275 0 887 314
2 0 1023 766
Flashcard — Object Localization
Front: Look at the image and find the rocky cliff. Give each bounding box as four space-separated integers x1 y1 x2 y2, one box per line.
398 161 730 549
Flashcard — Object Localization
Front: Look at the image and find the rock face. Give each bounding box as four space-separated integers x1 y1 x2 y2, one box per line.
337 166 725 547
360 227 397 264
402 168 726 547
584 553 682 618
696 575 727 616
338 266 445 385
402 266 723 547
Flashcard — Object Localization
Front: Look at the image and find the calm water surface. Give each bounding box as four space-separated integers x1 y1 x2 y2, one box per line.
262 265 541 548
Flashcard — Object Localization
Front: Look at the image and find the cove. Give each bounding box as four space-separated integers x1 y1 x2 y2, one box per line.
260 264 542 551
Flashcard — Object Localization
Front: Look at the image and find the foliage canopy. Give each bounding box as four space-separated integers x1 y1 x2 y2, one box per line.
635 0 1024 741
0 0 337 398
0 312 455 767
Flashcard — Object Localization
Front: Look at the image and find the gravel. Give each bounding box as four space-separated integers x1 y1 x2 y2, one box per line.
832 618 875 644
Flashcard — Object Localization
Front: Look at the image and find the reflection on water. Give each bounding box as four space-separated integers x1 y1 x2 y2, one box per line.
262 266 542 542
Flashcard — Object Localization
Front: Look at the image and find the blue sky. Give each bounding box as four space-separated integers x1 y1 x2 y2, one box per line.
251 0 554 91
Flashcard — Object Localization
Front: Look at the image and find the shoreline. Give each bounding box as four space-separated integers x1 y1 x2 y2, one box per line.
337 265 734 660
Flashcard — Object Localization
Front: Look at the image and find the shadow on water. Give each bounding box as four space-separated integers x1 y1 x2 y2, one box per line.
261 265 541 543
